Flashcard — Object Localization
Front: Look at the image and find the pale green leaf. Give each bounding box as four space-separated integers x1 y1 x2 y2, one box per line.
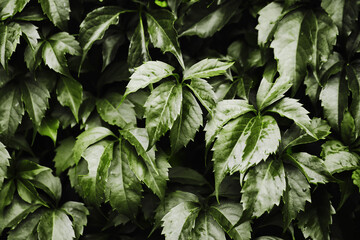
53 137 75 175
128 15 150 69
38 0 70 30
146 10 184 69
0 142 10 188
144 81 182 147
18 22 41 49
37 210 75 240
7 209 43 240
0 0 30 20
192 212 226 240
187 78 217 113
125 60 175 96
61 201 89 239
0 22 21 70
241 159 286 218
38 117 59 144
170 89 202 154
183 59 234 80
56 77 83 122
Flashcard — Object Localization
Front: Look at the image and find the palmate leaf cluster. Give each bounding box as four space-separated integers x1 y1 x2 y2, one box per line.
1 0 360 239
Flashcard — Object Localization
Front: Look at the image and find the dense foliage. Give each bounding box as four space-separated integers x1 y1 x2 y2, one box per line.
1 0 360 239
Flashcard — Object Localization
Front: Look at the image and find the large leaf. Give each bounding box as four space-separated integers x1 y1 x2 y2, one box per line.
105 141 142 218
0 142 10 188
241 159 286 218
0 22 21 70
7 209 43 240
183 59 234 80
128 15 150 69
125 61 175 96
56 77 83 122
38 0 70 30
0 84 24 138
192 212 226 240
0 0 30 20
144 81 182 147
61 201 89 239
146 10 184 69
187 78 217 113
37 209 75 240
170 89 202 154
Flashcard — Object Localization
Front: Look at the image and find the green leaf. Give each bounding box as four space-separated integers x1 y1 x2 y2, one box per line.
204 99 256 151
183 59 234 80
21 78 50 128
14 5 46 21
0 0 30 20
179 0 241 38
18 22 41 49
352 169 360 191
38 0 70 30
125 60 175 96
170 89 202 154
146 9 184 69
340 110 357 144
169 167 209 187
7 209 43 240
282 165 311 229
0 84 24 138
105 141 142 218
209 202 252 240
241 159 286 218
128 15 150 69
0 142 10 188
96 92 136 128
0 22 22 70
16 179 46 206
38 117 59 144
53 137 75 175
30 170 61 204
0 180 15 213
144 81 182 147
78 6 125 73
192 212 226 240
161 201 200 240
37 209 75 240
61 201 89 239
298 189 335 240
17 159 50 180
73 127 115 165
56 77 83 122
187 78 217 113
288 152 331 184
321 140 359 174
346 63 360 138
102 33 123 71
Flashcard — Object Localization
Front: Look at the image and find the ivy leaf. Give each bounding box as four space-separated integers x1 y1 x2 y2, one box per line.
0 84 24 138
209 202 252 240
161 201 200 240
38 0 70 30
53 137 75 175
179 0 241 38
204 99 256 151
170 89 202 154
56 77 83 122
96 92 136 129
72 127 115 165
7 209 43 240
61 201 89 239
125 60 175 96
192 212 226 240
0 142 10 188
21 78 50 128
0 0 30 20
241 159 286 218
105 141 142 218
144 81 182 147
183 59 234 80
0 22 21 70
128 15 150 69
146 9 184 69
38 117 60 144
18 22 41 49
282 165 311 229
187 78 217 113
78 6 126 73
37 209 75 240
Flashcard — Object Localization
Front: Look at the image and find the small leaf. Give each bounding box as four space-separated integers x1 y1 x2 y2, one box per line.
187 78 217 112
37 209 75 240
18 22 41 49
241 159 286 218
38 117 59 144
144 82 182 147
53 137 75 175
183 59 234 80
38 0 70 30
125 60 175 96
56 77 83 122
61 201 89 239
128 15 150 69
352 169 360 191
0 0 30 20
0 142 10 188
0 22 21 70
146 9 184 69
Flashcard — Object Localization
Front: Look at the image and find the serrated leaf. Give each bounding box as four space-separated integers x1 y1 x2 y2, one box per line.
18 22 41 49
187 78 217 113
38 117 59 144
0 0 30 20
16 179 46 206
0 142 10 188
146 9 184 69
144 81 182 147
170 89 202 154
53 137 75 175
96 92 136 128
61 201 89 239
0 180 15 213
38 0 70 30
21 78 50 128
241 159 286 218
209 202 252 240
0 84 24 138
78 6 125 73
282 165 311 229
204 99 256 151
105 141 142 218
125 61 175 96
73 127 115 165
7 209 43 240
192 212 226 240
56 77 83 122
37 209 75 240
14 5 46 21
0 22 21 70
183 59 234 80
32 170 62 203
128 15 150 69
289 152 331 184
161 201 200 240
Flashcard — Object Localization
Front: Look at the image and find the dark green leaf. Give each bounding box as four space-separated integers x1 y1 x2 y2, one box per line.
192 212 226 240
0 22 21 70
0 142 10 188
18 22 41 49
183 59 234 80
61 201 89 239
38 117 59 144
53 137 75 175
169 167 209 186
32 170 62 203
0 180 15 213
37 209 75 240
128 15 150 69
38 0 70 30
102 33 123 71
0 0 30 20
187 78 217 113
